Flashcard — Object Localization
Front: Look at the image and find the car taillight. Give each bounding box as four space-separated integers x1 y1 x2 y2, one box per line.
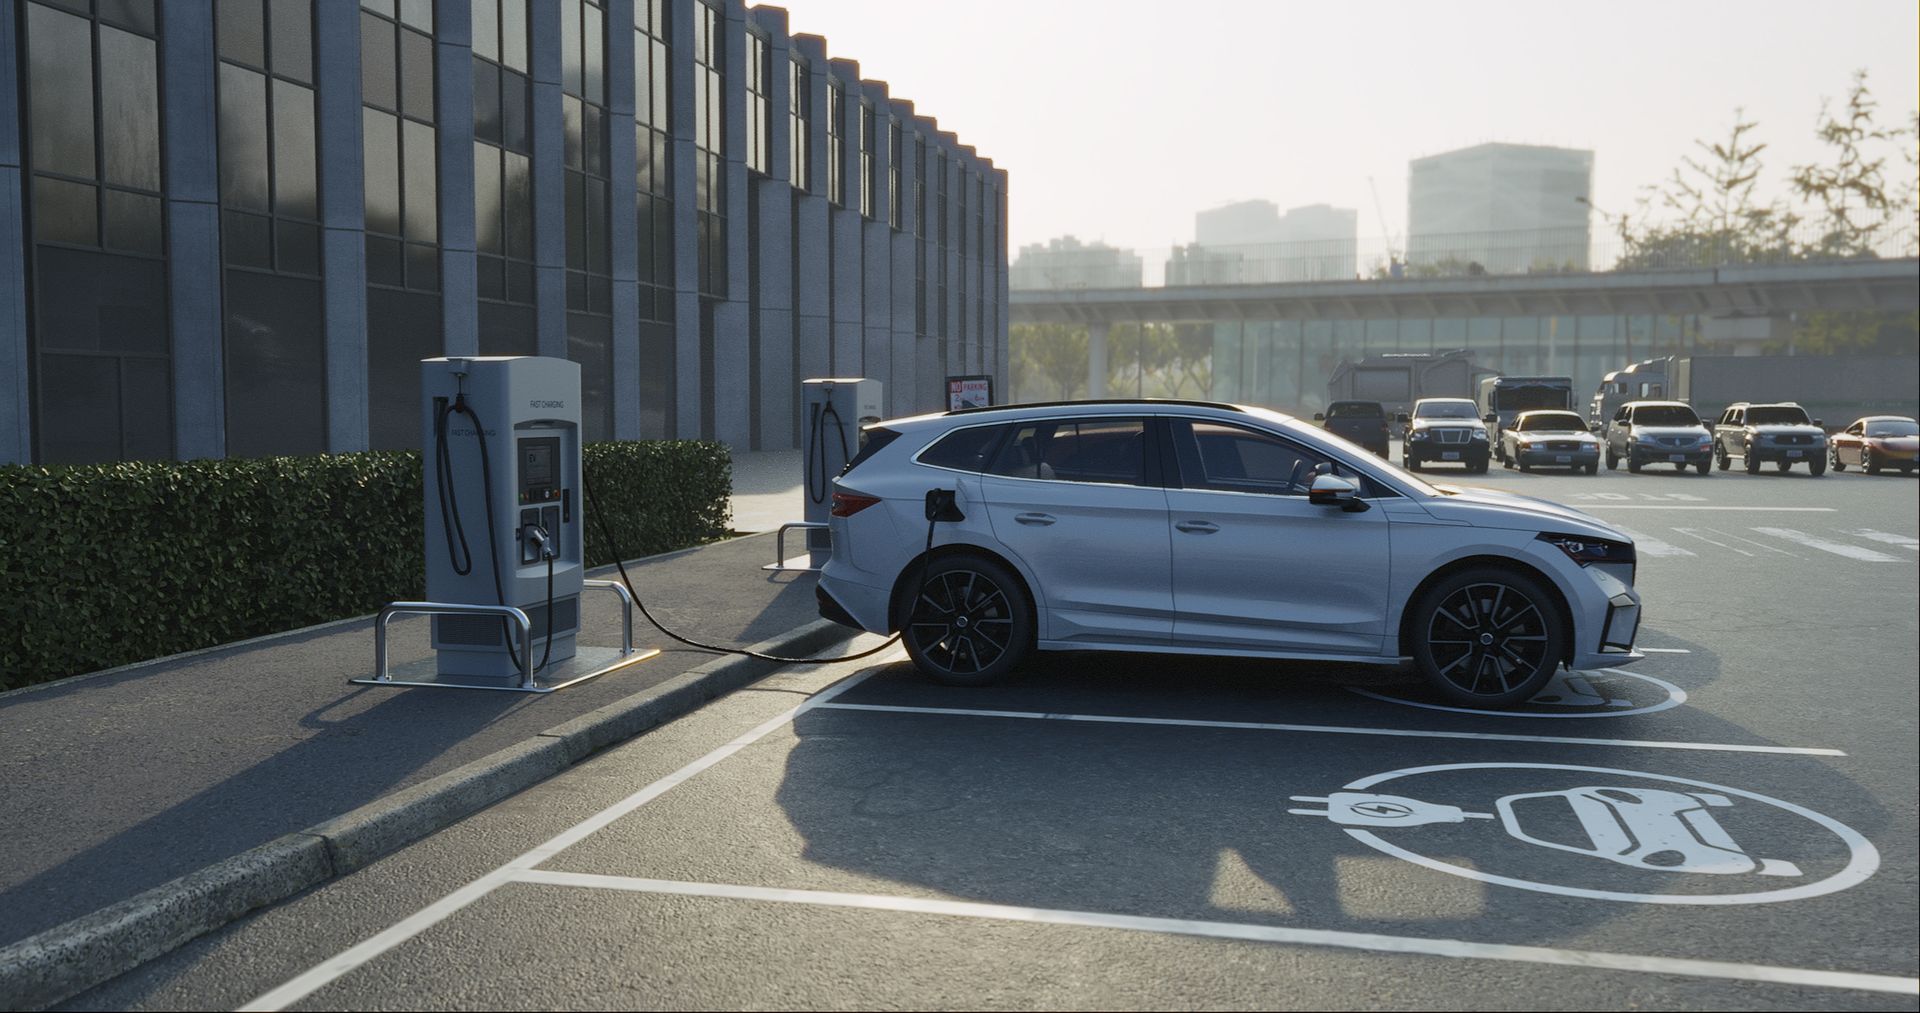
831 492 882 517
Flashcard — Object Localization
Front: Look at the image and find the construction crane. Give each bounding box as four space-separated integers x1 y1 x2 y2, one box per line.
1368 176 1403 274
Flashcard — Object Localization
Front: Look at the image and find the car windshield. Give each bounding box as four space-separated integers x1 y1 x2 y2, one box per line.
1745 406 1810 426
1414 401 1478 419
1327 402 1382 418
1494 386 1570 412
1865 420 1919 437
1518 412 1587 432
1632 405 1700 427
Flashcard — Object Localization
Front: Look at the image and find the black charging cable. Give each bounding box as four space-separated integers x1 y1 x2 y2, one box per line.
582 473 936 665
805 399 850 505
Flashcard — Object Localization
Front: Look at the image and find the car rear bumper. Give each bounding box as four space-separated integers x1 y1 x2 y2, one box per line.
817 565 893 634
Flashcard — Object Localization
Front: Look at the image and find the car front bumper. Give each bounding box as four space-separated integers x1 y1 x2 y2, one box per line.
1515 445 1600 467
1630 446 1711 465
1408 441 1489 463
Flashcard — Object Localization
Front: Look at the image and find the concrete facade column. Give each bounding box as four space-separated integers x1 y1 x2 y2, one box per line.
161 0 224 460
994 168 1010 400
827 59 862 380
790 35 830 441
0 0 29 463
606 0 641 438
668 0 701 438
1087 321 1109 398
911 116 940 413
938 133 961 380
752 7 795 449
711 0 751 447
434 1 477 360
318 2 370 449
529 0 567 358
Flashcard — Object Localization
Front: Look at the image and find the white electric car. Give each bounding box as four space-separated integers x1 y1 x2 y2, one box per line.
817 400 1643 708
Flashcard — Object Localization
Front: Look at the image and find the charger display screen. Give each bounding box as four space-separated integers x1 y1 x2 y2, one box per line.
519 437 561 504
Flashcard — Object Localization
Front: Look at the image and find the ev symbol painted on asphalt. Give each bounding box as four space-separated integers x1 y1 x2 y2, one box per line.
1351 668 1687 718
1288 763 1879 904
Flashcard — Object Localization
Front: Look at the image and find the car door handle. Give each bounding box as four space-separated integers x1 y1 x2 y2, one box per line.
1014 512 1056 526
1174 520 1219 534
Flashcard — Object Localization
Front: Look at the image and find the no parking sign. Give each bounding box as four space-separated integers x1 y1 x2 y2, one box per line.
947 375 993 411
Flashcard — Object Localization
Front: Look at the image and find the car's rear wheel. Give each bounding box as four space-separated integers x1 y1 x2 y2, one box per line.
1627 456 1643 473
1605 448 1619 470
1409 569 1567 708
1866 453 1882 475
1809 456 1826 477
1745 453 1760 474
1696 459 1710 475
897 554 1033 687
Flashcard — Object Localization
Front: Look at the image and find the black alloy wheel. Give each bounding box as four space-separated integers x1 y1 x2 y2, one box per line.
1831 445 1845 471
1410 569 1566 708
1715 444 1730 470
899 555 1033 686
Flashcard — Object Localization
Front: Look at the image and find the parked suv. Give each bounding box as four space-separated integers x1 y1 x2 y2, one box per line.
819 400 1643 709
1605 401 1713 474
1712 402 1828 476
1402 398 1491 473
1313 400 1391 458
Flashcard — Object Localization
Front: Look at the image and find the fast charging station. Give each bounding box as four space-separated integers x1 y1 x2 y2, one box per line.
789 377 883 570
354 355 657 693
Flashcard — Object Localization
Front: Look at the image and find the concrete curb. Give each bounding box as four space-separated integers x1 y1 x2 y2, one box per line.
0 619 866 1011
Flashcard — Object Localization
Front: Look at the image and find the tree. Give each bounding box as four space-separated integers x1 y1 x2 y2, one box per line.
1791 70 1918 258
1009 324 1086 401
1618 111 1800 269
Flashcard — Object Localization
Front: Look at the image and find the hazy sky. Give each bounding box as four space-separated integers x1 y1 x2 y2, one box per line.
771 0 1918 258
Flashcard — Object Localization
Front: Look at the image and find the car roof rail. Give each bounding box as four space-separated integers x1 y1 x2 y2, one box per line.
944 398 1246 416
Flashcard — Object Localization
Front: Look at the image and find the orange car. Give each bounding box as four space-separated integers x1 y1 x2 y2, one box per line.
1830 416 1918 475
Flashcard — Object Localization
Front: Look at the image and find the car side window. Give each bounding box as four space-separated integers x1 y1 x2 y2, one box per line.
985 418 1148 486
1847 422 1863 435
1615 407 1629 423
1170 420 1350 497
917 424 1006 472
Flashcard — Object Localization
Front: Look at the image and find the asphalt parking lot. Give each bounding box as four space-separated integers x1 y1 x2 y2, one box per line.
68 462 1919 1011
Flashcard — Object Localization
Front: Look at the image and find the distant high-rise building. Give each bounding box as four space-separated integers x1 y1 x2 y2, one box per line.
1170 200 1357 285
1011 236 1142 290
1406 143 1593 274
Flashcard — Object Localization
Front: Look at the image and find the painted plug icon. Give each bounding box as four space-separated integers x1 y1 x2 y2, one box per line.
1288 792 1494 827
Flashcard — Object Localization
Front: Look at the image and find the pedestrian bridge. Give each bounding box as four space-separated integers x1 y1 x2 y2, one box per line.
1009 258 1920 325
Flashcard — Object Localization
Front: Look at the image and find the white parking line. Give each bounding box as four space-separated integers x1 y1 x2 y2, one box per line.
1704 527 1801 557
1638 647 1692 654
512 871 1918 996
1612 527 1695 557
1750 528 1901 563
813 703 1844 756
1846 528 1920 551
239 663 889 1012
1668 527 1756 556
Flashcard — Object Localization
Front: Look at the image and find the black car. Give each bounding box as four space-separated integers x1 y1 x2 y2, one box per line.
1313 400 1391 458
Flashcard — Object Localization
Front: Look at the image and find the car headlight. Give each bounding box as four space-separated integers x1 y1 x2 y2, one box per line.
1538 531 1636 568
1471 428 1488 440
1635 433 1659 444
1409 430 1430 441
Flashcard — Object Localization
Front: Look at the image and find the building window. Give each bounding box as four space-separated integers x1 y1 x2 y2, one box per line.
857 103 874 218
22 0 171 463
475 0 536 313
362 0 440 450
362 0 438 293
888 119 902 230
936 151 949 338
562 0 613 440
634 0 672 323
826 82 843 207
216 1 328 458
745 31 771 175
788 57 810 192
693 1 725 298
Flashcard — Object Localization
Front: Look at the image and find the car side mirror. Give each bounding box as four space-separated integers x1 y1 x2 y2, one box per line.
1588 422 1600 433
1394 413 1409 424
1308 474 1368 512
1312 412 1325 421
1482 413 1497 424
1813 419 1824 428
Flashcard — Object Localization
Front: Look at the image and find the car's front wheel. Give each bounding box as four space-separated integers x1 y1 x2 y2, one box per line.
1408 568 1567 708
897 554 1034 687
1831 446 1846 471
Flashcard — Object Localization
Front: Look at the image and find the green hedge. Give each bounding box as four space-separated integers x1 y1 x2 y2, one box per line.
0 441 731 691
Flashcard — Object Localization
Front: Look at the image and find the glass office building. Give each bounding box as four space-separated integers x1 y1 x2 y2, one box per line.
0 0 1008 465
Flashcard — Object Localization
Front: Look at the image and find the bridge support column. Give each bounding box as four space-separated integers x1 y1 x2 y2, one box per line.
1087 321 1108 398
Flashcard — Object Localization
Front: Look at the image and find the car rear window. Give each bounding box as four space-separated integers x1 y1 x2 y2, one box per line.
840 427 902 476
915 424 1006 472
